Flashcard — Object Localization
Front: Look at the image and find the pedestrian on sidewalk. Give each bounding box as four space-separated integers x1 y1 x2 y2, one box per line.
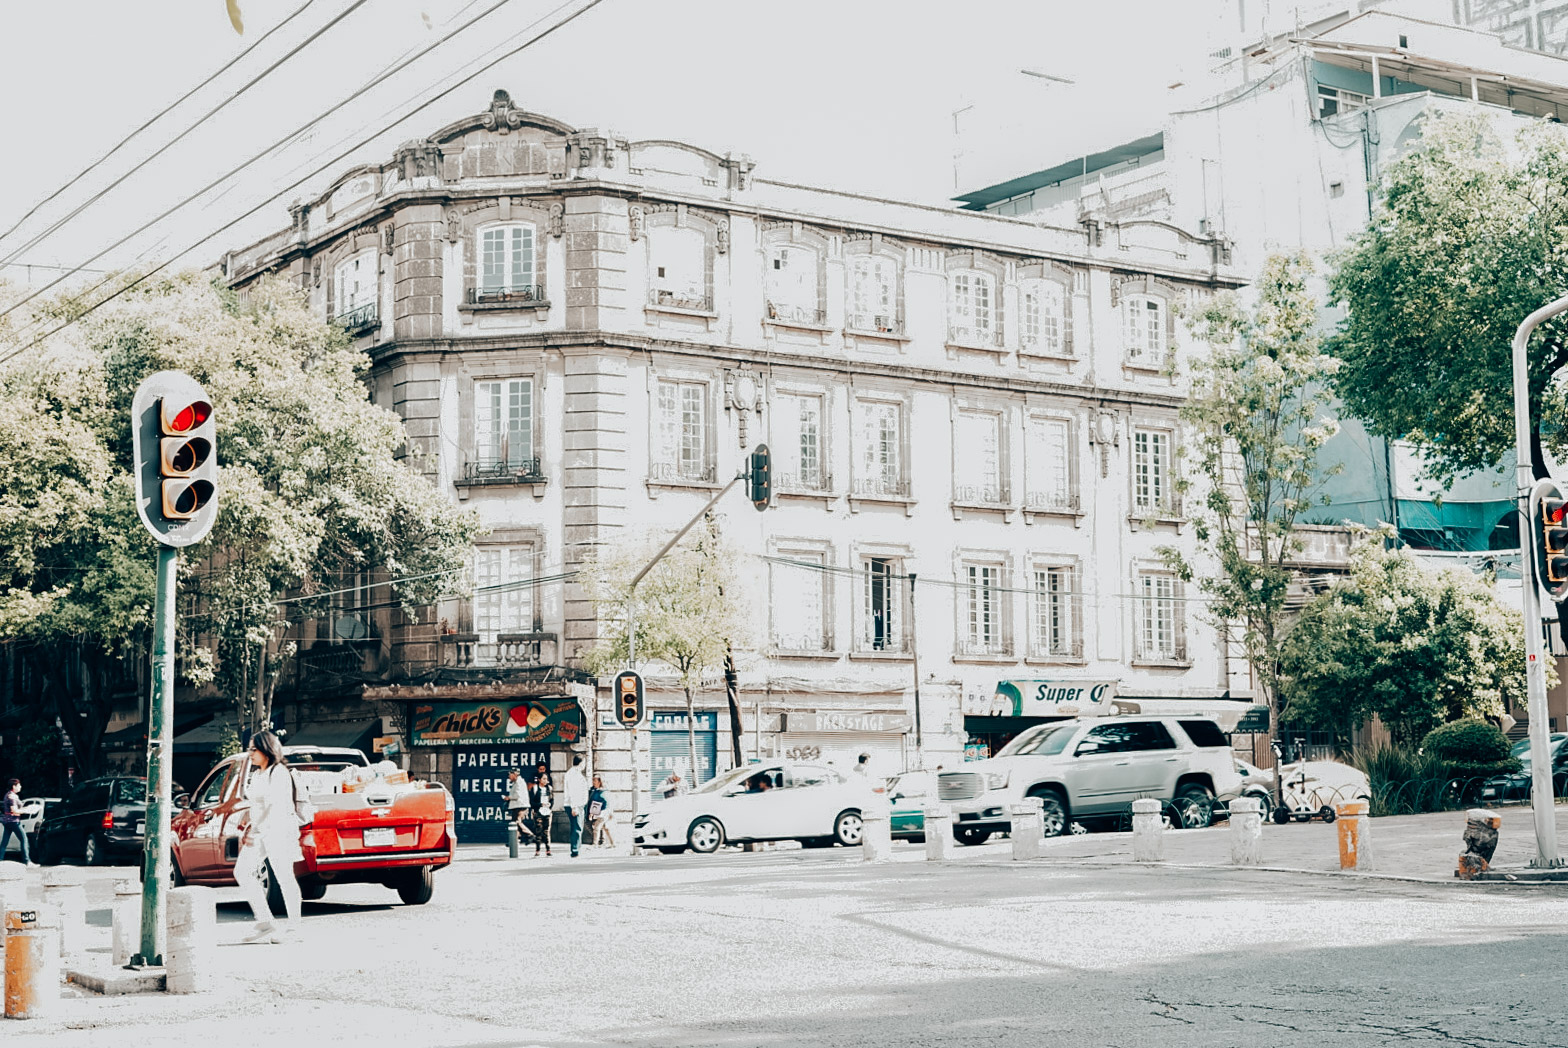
1 778 33 865
235 731 303 944
530 768 554 857
502 768 533 845
588 774 614 848
563 755 589 858
852 753 871 778
658 770 686 799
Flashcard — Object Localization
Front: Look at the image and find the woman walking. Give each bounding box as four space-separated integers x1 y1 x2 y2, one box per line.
235 731 304 943
530 768 554 857
588 774 614 848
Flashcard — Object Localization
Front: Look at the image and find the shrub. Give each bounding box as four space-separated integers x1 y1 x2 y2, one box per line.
1421 719 1520 778
1350 743 1452 816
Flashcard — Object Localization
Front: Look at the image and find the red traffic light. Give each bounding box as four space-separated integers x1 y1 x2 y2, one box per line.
161 399 212 434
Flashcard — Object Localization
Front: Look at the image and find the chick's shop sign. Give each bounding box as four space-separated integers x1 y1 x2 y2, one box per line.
410 699 583 746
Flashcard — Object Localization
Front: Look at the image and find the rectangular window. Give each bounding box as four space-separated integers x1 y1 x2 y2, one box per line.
335 251 377 315
774 393 824 491
950 272 994 344
1124 296 1167 363
848 256 897 332
771 550 829 651
474 378 533 471
474 547 535 659
855 400 903 497
1025 417 1074 512
1133 428 1172 514
481 225 535 294
963 563 1005 655
1136 571 1181 661
649 227 708 309
655 380 708 481
766 245 819 323
1032 566 1079 658
955 411 1003 504
861 556 905 653
1022 281 1066 355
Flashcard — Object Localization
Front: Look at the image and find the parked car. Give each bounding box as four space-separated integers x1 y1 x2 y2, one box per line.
887 771 936 841
1216 759 1275 817
1480 735 1568 803
2 797 60 858
937 717 1242 844
633 762 878 854
36 777 147 866
171 746 454 910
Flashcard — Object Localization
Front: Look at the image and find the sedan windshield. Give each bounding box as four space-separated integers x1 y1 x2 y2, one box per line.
692 766 764 796
995 725 1074 758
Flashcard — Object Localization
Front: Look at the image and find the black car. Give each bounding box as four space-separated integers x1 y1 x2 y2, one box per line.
1480 735 1568 803
37 777 147 866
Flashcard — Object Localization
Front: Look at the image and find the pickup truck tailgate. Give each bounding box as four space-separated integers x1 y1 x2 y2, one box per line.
308 784 453 868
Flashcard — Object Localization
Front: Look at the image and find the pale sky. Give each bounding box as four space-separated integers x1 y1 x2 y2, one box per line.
0 0 1227 284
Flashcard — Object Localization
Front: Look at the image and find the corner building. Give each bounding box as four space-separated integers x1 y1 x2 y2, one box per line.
222 91 1245 814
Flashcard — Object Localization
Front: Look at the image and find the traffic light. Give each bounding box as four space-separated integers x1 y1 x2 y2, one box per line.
131 371 218 547
614 670 644 728
1533 479 1568 603
749 443 771 511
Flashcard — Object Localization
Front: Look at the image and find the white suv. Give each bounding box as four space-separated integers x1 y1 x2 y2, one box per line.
938 717 1241 845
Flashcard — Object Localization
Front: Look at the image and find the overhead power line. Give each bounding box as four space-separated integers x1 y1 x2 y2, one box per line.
0 0 371 272
0 0 317 256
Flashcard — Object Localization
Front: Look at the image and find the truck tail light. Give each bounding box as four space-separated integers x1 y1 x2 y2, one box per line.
443 788 454 814
102 812 115 830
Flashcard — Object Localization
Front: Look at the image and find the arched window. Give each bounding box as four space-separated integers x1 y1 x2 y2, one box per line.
765 243 820 323
847 254 899 333
334 250 377 317
1122 294 1168 363
477 223 537 300
1020 279 1068 355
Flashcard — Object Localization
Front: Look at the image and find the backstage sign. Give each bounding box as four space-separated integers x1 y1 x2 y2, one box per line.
410 699 584 746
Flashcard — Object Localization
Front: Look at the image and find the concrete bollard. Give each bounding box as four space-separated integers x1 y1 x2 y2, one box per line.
1336 800 1373 871
1010 799 1043 861
165 887 218 995
922 806 952 862
1228 796 1264 865
507 821 520 859
861 807 892 863
39 868 85 958
1457 808 1502 880
111 879 142 967
5 905 60 1020
1131 798 1164 862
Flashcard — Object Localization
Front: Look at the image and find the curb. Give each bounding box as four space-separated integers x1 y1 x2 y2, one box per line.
967 856 1562 887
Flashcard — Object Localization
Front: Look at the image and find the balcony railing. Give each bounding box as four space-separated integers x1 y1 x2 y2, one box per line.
440 631 558 669
648 288 713 311
847 312 902 335
853 476 911 498
459 456 544 486
466 284 546 306
954 484 1008 506
858 628 911 655
649 461 718 484
766 302 828 325
958 639 1011 658
776 470 832 494
1134 496 1184 519
948 324 1005 348
1134 638 1188 662
337 301 379 335
1026 491 1081 514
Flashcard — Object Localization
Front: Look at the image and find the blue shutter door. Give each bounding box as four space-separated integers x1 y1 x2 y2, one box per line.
648 710 718 802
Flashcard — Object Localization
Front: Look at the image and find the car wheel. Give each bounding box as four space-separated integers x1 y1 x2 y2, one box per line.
395 867 434 906
687 817 724 854
171 857 187 888
954 827 992 846
1172 785 1214 830
299 877 327 902
83 834 104 867
833 810 864 847
1030 787 1069 838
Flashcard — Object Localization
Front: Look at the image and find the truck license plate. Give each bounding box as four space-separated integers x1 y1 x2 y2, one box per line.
363 827 396 848
135 820 145 835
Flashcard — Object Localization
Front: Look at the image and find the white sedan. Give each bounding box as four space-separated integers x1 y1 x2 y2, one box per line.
633 763 879 854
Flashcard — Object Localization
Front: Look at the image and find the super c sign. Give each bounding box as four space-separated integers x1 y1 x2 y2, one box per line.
410 700 584 746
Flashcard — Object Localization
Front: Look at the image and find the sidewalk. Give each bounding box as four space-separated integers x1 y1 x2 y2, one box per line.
1017 804 1568 882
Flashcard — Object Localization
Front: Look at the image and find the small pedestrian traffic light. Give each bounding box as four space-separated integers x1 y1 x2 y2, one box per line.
132 371 219 547
749 443 771 511
614 670 644 728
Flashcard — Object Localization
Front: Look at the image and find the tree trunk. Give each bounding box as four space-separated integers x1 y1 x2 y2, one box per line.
684 686 699 786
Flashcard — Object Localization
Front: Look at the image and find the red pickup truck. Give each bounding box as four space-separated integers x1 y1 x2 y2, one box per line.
170 746 454 911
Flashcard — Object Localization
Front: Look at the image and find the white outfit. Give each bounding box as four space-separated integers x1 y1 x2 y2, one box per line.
234 762 304 932
564 766 589 809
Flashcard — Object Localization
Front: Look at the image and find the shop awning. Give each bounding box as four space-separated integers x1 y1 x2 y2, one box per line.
173 717 233 754
285 718 379 752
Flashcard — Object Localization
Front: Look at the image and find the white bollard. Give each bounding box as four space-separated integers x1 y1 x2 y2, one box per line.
1010 799 1043 861
922 806 952 862
1228 796 1264 865
1131 798 1164 862
165 886 218 995
39 868 85 958
860 807 892 863
111 879 141 967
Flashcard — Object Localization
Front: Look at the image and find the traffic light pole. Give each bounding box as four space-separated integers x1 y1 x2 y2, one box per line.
1512 294 1568 868
132 545 177 966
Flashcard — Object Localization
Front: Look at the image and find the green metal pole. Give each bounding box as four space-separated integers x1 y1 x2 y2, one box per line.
133 545 177 967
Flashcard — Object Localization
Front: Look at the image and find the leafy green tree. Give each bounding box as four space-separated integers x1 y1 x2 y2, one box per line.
1278 536 1529 746
0 274 479 771
1328 111 1568 484
1161 253 1341 732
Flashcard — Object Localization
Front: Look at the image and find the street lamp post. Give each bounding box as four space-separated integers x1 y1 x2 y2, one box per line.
1511 294 1568 868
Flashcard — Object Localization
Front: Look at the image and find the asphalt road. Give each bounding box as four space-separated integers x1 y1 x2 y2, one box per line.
10 841 1568 1047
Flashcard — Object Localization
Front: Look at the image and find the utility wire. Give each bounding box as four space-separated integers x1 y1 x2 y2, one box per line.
0 0 370 274
0 0 523 332
0 0 317 256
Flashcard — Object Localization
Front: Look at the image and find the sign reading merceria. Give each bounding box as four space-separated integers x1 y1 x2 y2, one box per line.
411 699 583 746
993 680 1117 717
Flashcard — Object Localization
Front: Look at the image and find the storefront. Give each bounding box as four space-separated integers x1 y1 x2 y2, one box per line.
962 679 1117 760
775 711 912 779
649 710 717 799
